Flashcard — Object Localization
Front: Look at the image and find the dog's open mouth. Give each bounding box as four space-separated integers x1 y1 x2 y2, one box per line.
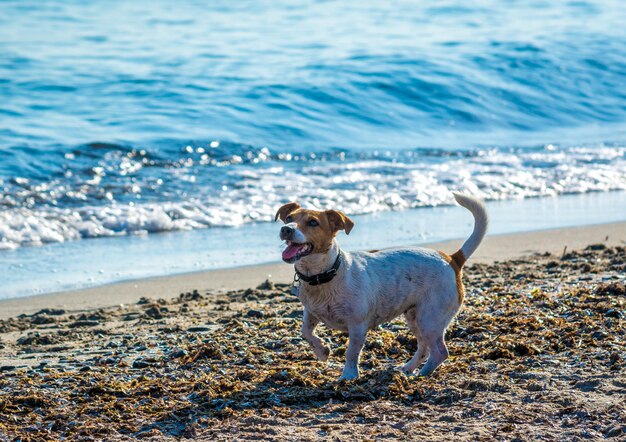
282 241 313 263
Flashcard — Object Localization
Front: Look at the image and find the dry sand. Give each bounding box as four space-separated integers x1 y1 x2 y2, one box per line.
0 222 625 441
1 222 624 320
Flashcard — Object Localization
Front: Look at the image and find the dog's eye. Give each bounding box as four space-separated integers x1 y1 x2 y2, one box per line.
285 215 292 223
307 219 319 227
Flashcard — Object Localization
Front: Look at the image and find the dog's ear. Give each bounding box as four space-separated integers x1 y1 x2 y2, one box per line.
275 202 301 222
324 210 355 235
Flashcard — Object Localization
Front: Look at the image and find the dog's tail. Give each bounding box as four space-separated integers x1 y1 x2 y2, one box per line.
450 193 488 268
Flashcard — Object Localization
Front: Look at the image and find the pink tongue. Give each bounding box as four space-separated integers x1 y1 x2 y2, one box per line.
282 243 303 260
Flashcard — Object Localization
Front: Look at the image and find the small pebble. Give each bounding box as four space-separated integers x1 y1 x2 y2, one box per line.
247 309 265 318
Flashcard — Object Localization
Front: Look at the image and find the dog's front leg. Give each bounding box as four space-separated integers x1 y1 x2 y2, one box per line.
338 323 368 381
302 309 330 361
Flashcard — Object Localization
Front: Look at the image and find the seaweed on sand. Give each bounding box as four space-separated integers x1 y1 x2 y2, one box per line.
0 246 625 441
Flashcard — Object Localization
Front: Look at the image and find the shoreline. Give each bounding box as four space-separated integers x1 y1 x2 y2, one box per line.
3 190 625 300
1 221 624 320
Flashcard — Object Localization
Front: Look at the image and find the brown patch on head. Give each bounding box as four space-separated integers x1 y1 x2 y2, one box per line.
324 210 354 235
438 250 465 304
280 208 355 255
275 202 301 222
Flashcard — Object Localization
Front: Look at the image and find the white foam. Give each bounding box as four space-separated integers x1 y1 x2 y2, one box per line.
0 145 624 249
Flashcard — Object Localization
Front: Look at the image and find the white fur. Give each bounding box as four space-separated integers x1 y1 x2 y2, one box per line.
285 222 307 244
289 194 488 380
453 192 488 259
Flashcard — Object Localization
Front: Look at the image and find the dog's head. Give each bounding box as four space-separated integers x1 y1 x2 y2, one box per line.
275 202 354 263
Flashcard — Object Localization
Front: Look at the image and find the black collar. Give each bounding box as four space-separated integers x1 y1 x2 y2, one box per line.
295 250 343 286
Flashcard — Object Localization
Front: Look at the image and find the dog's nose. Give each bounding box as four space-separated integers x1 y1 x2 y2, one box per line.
280 225 294 238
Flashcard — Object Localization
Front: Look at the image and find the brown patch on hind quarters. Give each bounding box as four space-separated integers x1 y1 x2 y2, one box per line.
450 250 466 268
438 250 466 304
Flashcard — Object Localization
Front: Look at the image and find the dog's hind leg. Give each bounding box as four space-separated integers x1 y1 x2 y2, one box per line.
401 307 428 374
416 282 460 376
402 345 429 374
418 333 449 376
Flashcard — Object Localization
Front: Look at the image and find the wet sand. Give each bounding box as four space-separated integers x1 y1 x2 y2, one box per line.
1 221 624 320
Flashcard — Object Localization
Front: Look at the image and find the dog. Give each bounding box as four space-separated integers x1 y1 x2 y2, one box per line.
275 193 488 380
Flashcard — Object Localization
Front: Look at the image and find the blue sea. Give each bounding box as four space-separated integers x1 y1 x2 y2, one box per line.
1 0 625 297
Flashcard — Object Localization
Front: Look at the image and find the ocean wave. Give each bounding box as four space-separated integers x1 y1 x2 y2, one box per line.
1 143 624 250
2 1 626 151
3 1 626 250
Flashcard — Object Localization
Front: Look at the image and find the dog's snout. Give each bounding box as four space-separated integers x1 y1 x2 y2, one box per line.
280 225 294 238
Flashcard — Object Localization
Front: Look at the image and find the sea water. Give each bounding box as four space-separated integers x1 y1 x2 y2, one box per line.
1 1 625 296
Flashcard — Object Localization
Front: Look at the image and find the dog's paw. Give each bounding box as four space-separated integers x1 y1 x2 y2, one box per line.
338 369 359 381
417 367 435 377
314 346 330 362
400 364 415 375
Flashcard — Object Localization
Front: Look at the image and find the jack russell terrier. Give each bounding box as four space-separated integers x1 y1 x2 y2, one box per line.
275 193 488 380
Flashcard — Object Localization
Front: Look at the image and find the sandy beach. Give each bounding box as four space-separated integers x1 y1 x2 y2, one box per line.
0 222 625 441
1 221 625 320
